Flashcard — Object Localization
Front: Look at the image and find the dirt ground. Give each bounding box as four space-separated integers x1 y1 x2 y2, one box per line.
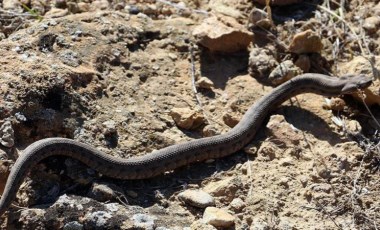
0 0 380 229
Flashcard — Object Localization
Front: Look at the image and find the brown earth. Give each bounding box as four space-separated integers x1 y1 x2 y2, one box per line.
0 0 379 229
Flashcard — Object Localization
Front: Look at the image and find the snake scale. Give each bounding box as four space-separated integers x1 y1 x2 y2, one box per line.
0 73 373 217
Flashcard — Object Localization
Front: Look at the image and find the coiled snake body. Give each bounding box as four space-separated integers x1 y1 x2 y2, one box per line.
0 73 373 216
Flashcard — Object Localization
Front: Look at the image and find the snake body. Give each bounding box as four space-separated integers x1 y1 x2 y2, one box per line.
0 73 372 216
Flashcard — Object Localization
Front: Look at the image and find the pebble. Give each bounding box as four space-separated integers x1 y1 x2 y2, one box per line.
132 213 157 230
170 107 205 129
345 120 362 136
178 189 215 208
126 190 138 198
18 209 46 227
203 207 235 228
91 0 109 10
268 60 302 85
0 120 14 148
84 211 112 228
288 29 323 54
87 182 124 202
248 47 278 79
77 2 90 12
2 0 19 9
190 220 217 230
202 125 219 137
222 112 240 128
229 198 245 212
204 177 242 202
102 120 117 135
265 115 302 146
59 50 82 67
196 77 214 89
63 221 84 230
298 175 309 187
363 16 380 34
323 97 346 111
248 8 271 29
44 8 69 18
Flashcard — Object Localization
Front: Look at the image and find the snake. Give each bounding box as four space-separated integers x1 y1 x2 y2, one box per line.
0 73 373 217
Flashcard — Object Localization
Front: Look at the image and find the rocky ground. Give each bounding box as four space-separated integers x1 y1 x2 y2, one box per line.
0 0 379 229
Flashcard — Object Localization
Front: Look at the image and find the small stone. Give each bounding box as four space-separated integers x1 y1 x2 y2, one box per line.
363 16 380 34
3 0 20 9
257 142 277 161
203 207 235 228
243 143 258 155
248 47 278 79
268 60 303 85
266 115 302 147
91 0 109 10
222 113 240 128
126 190 138 198
196 77 214 89
278 156 294 166
345 120 362 136
248 8 272 29
63 221 84 230
209 1 243 19
87 182 124 202
204 177 242 202
77 2 90 12
18 209 46 227
170 107 205 129
289 30 323 54
277 177 289 188
168 53 177 60
102 120 117 135
67 2 80 13
45 8 69 18
84 211 112 228
0 120 15 148
250 217 270 229
190 220 217 230
132 213 157 229
178 189 215 208
299 175 308 187
324 97 346 111
202 125 219 137
229 198 245 212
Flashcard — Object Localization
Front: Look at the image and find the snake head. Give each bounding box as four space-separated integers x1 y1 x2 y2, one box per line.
341 74 373 94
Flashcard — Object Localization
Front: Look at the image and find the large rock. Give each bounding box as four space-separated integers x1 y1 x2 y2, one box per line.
193 16 253 53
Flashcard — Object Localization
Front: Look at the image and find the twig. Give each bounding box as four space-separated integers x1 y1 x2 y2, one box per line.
189 44 210 123
359 89 380 129
314 200 343 229
315 4 367 55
